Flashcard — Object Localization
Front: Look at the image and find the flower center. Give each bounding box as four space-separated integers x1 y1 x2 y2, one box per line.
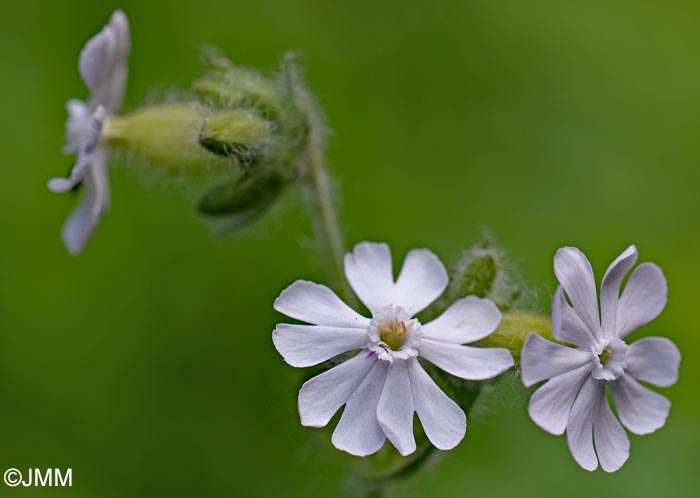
367 305 422 363
598 347 613 365
591 338 628 381
378 318 408 350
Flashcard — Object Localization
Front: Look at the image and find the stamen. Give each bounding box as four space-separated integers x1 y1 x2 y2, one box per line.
378 319 408 350
599 347 613 365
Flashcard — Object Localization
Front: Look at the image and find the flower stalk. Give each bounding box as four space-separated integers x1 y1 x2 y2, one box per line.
284 56 353 303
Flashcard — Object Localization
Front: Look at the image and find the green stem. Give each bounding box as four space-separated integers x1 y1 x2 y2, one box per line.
285 54 353 303
300 145 353 304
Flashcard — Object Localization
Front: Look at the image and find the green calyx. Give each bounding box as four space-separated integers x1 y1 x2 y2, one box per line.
198 110 271 160
480 311 554 360
100 48 321 231
102 104 232 173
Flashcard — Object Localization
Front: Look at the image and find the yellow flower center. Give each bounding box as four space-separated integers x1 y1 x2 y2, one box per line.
378 319 408 351
598 347 613 365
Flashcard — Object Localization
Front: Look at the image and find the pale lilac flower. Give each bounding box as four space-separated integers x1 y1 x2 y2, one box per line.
48 10 130 254
521 245 680 472
273 242 514 456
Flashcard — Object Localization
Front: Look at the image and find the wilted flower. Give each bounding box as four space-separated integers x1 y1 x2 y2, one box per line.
521 245 680 472
48 10 130 254
273 242 514 456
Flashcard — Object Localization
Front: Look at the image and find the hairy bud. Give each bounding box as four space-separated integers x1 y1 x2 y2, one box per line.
197 172 289 230
198 110 272 161
480 311 553 360
98 48 320 230
102 104 231 172
449 243 522 311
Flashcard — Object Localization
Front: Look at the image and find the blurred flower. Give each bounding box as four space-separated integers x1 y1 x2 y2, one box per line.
521 245 680 472
48 10 130 254
273 242 514 456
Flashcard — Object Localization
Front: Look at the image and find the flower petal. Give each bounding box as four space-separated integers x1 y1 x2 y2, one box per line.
88 148 111 213
331 361 389 456
554 247 601 341
274 280 369 328
616 263 667 339
344 242 394 314
593 389 630 473
377 361 416 456
527 363 592 435
48 177 81 194
62 197 96 256
609 373 670 435
63 99 91 154
566 376 601 471
79 10 130 113
99 10 130 113
422 296 501 344
625 337 680 387
520 333 593 387
600 245 638 340
551 287 595 348
272 324 368 368
298 352 376 427
407 358 465 450
394 249 448 315
61 154 109 255
79 17 117 92
419 339 513 380
52 107 107 195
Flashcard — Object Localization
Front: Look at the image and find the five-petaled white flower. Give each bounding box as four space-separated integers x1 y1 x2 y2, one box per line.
272 242 514 456
521 245 680 472
48 10 130 254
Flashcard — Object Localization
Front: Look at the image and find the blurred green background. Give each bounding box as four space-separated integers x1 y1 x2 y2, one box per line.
1 0 698 496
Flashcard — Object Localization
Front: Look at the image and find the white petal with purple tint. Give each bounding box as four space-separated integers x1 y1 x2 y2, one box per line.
331 361 389 456
344 242 394 314
408 358 466 450
377 361 416 456
422 296 501 344
394 249 448 315
274 280 369 328
272 324 367 367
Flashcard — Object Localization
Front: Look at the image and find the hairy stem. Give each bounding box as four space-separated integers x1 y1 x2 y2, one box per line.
286 54 353 303
299 145 353 303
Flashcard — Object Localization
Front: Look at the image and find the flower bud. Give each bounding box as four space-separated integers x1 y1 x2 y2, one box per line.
480 311 553 360
101 48 317 232
193 49 284 119
102 104 232 172
198 110 272 160
197 172 290 230
449 244 521 311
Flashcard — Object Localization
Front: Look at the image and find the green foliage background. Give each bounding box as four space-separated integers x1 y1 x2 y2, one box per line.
1 0 698 496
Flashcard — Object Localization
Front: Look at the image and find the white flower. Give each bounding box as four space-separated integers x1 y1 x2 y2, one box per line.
521 245 680 472
48 10 130 254
273 242 514 456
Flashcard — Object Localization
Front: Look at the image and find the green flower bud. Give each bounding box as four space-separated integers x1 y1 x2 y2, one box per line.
198 110 272 160
102 104 231 172
449 244 522 311
197 172 290 230
480 311 553 360
100 48 320 233
193 49 284 119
